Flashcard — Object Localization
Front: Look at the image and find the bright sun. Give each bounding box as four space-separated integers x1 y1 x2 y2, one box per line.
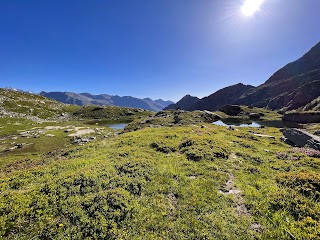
241 0 264 16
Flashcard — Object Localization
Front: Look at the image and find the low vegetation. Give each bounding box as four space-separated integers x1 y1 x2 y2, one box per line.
1 121 319 239
1 89 319 239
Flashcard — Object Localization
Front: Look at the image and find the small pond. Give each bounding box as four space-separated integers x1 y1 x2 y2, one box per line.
106 123 128 130
212 119 303 128
85 120 129 130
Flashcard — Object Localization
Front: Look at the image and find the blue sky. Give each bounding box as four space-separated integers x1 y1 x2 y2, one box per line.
1 0 320 102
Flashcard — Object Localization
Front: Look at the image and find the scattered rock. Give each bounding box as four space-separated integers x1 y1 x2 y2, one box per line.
167 192 178 209
155 111 168 117
226 126 235 130
187 175 197 179
72 139 81 144
46 134 55 137
72 137 91 144
282 128 320 150
250 222 263 233
20 134 30 138
15 143 25 148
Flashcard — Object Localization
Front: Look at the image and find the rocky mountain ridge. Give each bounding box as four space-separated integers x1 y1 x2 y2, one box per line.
166 41 320 112
40 92 173 112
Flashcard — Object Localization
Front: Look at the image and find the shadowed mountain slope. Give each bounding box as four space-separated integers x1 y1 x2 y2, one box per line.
166 41 320 111
164 83 254 111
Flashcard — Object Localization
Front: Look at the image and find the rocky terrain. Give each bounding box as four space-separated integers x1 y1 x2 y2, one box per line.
1 87 320 239
0 88 76 122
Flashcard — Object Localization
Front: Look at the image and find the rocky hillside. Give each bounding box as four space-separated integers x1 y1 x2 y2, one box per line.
165 84 254 111
234 42 320 110
0 88 78 121
40 92 173 112
302 96 320 111
167 41 320 111
194 84 254 111
0 88 152 123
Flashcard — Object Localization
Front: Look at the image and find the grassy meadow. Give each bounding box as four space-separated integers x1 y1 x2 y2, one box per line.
0 121 319 239
1 89 319 239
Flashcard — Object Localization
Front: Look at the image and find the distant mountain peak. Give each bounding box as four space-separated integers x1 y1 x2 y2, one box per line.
40 91 174 112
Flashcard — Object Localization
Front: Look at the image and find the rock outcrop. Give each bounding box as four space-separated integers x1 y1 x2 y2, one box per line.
220 105 242 116
283 112 320 123
282 129 320 150
302 97 320 111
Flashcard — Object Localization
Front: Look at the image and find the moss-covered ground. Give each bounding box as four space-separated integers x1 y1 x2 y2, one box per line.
0 122 319 239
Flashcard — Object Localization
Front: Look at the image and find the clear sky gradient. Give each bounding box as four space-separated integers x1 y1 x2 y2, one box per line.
1 0 320 101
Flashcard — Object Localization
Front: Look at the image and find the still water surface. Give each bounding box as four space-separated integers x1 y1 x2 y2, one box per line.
212 119 302 128
105 123 128 130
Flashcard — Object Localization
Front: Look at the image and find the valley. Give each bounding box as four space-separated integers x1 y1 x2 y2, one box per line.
0 87 319 239
1 1 320 239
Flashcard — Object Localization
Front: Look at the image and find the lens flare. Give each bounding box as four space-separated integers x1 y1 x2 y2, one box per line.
241 0 265 16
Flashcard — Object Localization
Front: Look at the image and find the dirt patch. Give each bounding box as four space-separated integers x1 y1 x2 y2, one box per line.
220 171 263 232
44 126 71 130
167 191 178 217
68 128 95 137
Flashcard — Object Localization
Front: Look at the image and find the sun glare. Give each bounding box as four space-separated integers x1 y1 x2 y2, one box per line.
241 0 264 16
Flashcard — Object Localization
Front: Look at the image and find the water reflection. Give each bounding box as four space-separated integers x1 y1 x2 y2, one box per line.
212 119 302 128
213 120 261 127
106 123 128 130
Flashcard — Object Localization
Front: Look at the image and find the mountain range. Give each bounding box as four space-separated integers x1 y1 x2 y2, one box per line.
40 92 173 112
165 41 320 112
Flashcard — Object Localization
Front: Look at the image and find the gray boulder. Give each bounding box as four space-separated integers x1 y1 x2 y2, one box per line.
282 128 320 150
220 105 242 116
249 113 261 119
201 111 222 122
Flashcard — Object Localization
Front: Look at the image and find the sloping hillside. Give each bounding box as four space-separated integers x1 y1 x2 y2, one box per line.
194 83 255 111
235 42 320 110
302 96 320 111
165 95 200 111
0 88 152 123
165 84 254 111
166 41 320 111
0 88 78 121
